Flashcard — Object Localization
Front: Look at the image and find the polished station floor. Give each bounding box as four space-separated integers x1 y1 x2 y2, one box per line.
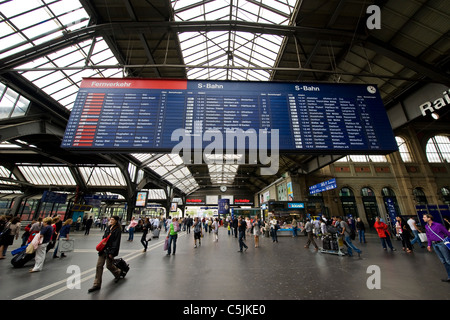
0 226 448 300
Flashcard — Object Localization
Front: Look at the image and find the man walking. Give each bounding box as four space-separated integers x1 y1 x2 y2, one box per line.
304 218 318 250
423 214 450 282
338 216 362 257
408 217 425 249
237 216 248 252
88 216 124 293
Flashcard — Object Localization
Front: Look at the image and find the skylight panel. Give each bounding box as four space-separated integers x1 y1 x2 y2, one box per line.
172 0 297 81
131 153 154 163
80 166 126 186
3 2 120 110
18 165 76 186
0 166 18 185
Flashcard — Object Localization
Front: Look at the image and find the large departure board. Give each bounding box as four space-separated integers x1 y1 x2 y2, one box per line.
61 78 397 153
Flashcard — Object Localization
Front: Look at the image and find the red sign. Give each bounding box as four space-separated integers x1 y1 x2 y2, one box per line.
186 199 202 203
80 78 188 90
234 198 252 204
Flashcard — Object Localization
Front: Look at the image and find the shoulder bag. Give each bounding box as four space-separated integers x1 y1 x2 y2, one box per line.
426 225 450 250
0 222 11 243
96 226 116 252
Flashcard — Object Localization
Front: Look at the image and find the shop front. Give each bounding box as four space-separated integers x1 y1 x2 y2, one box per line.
262 201 306 236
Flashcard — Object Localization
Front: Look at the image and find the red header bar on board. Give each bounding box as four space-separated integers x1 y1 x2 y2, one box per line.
80 78 188 90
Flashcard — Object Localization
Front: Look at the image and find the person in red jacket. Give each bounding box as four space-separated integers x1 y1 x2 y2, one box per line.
374 217 397 251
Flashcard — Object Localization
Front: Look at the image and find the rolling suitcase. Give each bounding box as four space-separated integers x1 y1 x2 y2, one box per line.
152 228 160 238
11 251 35 268
113 258 129 277
322 235 331 250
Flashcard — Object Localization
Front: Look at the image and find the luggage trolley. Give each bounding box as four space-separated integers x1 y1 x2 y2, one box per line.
319 229 347 256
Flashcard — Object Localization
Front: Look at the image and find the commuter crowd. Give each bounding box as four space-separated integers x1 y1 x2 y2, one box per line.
1 211 449 294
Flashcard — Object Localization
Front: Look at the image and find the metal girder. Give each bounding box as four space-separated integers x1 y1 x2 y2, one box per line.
0 120 65 143
361 36 450 86
0 27 97 72
296 0 347 80
1 19 447 85
123 0 162 78
0 21 358 72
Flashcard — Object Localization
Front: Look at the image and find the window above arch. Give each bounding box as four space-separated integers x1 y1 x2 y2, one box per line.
361 187 375 197
440 187 449 196
382 187 396 197
336 155 387 162
426 135 450 163
395 136 412 162
339 187 354 197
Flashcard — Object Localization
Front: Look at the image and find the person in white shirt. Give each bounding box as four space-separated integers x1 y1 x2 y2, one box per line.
407 217 425 248
270 217 278 243
152 218 160 229
212 218 220 242
320 219 327 237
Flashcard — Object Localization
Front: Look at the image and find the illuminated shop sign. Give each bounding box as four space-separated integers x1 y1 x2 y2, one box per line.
287 202 305 209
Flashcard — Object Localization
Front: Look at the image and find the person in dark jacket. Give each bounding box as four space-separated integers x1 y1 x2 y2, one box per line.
232 216 238 238
88 216 123 293
356 217 366 243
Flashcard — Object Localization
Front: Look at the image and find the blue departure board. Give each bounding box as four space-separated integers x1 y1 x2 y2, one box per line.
61 78 398 154
309 178 337 195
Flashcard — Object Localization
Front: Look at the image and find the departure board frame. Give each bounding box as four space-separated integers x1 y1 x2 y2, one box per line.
61 78 398 154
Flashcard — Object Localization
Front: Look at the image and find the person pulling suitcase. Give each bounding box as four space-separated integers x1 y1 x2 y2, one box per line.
88 216 125 293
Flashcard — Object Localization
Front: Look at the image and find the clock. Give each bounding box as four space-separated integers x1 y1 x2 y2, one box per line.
220 186 227 192
367 85 376 94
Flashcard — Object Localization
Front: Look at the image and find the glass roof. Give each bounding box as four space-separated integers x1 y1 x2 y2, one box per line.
0 166 18 185
171 0 298 81
1 0 122 110
132 153 200 194
6 164 128 187
0 82 31 119
79 166 127 187
0 0 298 195
18 165 76 186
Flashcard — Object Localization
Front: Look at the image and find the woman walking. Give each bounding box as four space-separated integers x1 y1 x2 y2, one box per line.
127 217 138 241
0 216 21 259
29 217 54 273
253 217 261 248
212 218 220 242
193 217 202 248
141 218 152 252
53 219 72 258
395 216 413 253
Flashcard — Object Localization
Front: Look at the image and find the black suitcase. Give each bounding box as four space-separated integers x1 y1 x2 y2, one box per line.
113 258 130 275
331 237 339 251
322 236 331 250
11 251 35 268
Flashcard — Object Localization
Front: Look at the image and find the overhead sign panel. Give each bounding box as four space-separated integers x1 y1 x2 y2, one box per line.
61 78 397 154
309 178 337 194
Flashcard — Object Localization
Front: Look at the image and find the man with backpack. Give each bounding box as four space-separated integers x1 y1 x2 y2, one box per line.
338 216 362 257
